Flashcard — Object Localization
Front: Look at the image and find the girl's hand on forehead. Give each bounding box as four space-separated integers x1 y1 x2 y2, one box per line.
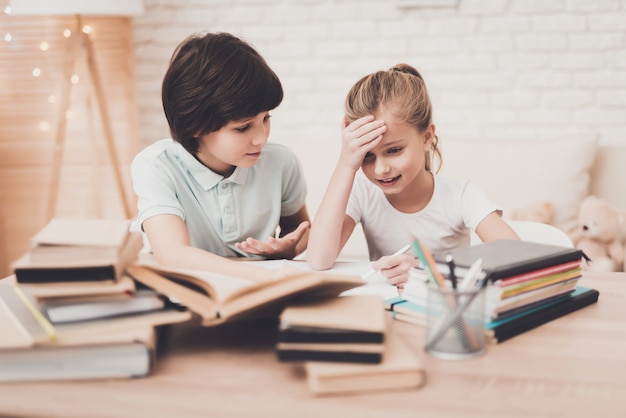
339 115 386 171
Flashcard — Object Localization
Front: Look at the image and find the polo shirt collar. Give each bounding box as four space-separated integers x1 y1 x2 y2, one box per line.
176 142 250 190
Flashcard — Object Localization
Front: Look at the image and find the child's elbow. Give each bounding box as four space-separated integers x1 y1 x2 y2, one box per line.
306 256 334 271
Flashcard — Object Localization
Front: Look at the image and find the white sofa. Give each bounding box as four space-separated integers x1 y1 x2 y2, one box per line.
336 136 626 267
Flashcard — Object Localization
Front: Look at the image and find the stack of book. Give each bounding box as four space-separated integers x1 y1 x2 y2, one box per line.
388 240 599 344
276 295 425 396
0 218 191 382
277 296 387 363
12 218 141 283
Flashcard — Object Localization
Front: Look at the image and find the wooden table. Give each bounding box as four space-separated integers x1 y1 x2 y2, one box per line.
1 271 625 418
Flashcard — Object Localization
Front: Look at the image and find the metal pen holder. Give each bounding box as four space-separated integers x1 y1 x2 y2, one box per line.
425 285 486 360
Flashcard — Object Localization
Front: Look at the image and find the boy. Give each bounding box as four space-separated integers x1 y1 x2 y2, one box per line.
131 32 310 280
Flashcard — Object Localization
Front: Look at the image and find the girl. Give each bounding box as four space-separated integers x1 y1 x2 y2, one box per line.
307 64 518 287
131 32 310 280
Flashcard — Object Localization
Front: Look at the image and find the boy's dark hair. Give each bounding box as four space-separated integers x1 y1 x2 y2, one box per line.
162 32 283 154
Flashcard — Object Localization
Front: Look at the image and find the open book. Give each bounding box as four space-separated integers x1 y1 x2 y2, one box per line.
125 261 364 327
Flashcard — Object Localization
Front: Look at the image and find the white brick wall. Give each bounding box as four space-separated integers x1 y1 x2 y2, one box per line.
132 0 626 257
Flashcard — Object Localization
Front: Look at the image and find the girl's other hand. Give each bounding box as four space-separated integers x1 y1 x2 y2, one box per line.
340 115 386 171
235 221 310 260
372 254 419 289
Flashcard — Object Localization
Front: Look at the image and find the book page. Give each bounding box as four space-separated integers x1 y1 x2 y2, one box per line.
143 266 255 303
239 260 400 300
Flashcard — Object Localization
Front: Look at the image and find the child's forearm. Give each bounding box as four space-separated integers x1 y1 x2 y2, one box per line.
307 165 357 270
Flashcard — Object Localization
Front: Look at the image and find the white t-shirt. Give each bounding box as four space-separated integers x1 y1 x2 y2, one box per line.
346 172 500 261
130 139 307 257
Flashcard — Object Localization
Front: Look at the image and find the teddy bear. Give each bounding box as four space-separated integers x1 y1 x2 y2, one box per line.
569 195 625 272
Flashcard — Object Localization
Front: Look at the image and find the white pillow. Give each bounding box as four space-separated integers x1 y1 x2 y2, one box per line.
438 135 598 232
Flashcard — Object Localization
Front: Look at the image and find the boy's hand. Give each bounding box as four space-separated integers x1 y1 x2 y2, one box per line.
235 221 310 260
372 254 419 289
340 115 386 171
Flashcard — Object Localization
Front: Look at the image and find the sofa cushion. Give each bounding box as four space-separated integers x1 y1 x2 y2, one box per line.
438 135 598 232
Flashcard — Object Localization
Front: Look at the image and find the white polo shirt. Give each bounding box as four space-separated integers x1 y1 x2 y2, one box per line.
346 172 501 261
131 139 307 257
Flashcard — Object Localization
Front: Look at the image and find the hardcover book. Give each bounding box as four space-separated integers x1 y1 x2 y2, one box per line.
0 325 157 382
304 329 425 396
277 295 386 363
12 231 143 283
28 218 132 258
19 274 136 301
41 289 167 324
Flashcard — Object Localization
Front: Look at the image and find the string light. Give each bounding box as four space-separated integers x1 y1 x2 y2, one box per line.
2 16 103 137
3 5 11 14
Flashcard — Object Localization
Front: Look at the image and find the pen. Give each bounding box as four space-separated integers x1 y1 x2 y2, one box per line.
458 258 484 291
362 243 413 281
445 253 457 289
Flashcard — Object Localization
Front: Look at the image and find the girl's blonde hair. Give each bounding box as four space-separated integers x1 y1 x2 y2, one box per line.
344 63 442 172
